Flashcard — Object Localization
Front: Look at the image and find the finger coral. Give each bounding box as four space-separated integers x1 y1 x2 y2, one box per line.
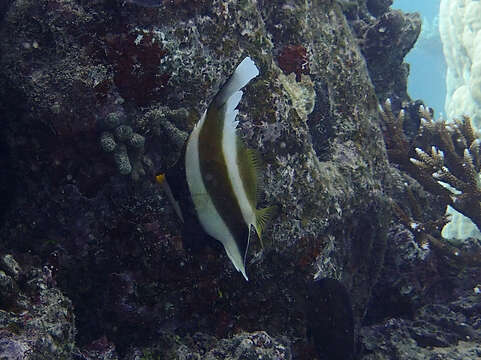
99 112 147 180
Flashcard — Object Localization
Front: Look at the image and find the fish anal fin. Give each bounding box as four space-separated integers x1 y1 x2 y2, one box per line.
254 205 279 248
223 234 249 281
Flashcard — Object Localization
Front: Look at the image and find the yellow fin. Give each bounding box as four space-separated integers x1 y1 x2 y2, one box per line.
237 138 264 207
156 173 166 184
246 148 264 203
254 205 279 248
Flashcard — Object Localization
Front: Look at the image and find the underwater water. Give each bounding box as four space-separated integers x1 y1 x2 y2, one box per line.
393 0 446 116
0 1 480 359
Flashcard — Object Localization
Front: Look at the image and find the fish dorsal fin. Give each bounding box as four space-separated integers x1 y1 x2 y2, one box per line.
254 205 278 248
216 58 258 133
215 57 259 108
222 91 242 134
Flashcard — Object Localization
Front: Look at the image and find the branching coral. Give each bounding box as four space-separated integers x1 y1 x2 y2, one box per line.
380 99 481 234
392 198 481 266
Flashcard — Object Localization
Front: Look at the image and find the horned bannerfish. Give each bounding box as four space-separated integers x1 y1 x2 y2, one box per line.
157 57 276 280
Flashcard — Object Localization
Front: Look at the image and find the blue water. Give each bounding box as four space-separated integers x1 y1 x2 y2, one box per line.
393 0 446 117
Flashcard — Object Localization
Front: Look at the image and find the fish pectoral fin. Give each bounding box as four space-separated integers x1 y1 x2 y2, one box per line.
254 205 279 248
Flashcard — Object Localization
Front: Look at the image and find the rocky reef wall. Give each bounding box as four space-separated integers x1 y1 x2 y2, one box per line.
0 1 453 359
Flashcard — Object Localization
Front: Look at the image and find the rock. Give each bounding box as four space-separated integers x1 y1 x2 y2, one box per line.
360 295 481 360
0 0 444 358
0 254 21 281
124 331 291 360
0 255 75 359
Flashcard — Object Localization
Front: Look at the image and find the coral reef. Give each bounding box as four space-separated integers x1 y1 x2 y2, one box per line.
99 112 147 179
360 292 481 360
0 0 470 359
380 100 481 235
440 0 481 130
349 4 421 102
121 331 291 360
101 28 170 106
277 45 310 81
176 331 291 360
0 254 75 359
126 0 207 9
78 336 119 360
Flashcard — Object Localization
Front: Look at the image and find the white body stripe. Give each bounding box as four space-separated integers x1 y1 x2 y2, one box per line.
222 94 257 230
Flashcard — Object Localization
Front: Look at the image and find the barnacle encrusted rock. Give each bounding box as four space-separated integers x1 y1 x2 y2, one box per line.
354 8 421 101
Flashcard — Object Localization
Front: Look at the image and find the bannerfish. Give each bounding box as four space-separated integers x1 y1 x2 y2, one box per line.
157 57 277 280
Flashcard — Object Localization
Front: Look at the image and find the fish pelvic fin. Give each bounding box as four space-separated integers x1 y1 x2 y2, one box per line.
156 173 185 223
254 205 279 248
155 173 166 184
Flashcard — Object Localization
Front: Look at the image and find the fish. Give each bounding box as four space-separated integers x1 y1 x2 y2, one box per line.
158 57 277 280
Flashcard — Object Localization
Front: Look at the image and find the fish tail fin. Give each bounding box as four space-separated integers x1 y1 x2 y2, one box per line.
254 205 279 248
215 57 259 108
